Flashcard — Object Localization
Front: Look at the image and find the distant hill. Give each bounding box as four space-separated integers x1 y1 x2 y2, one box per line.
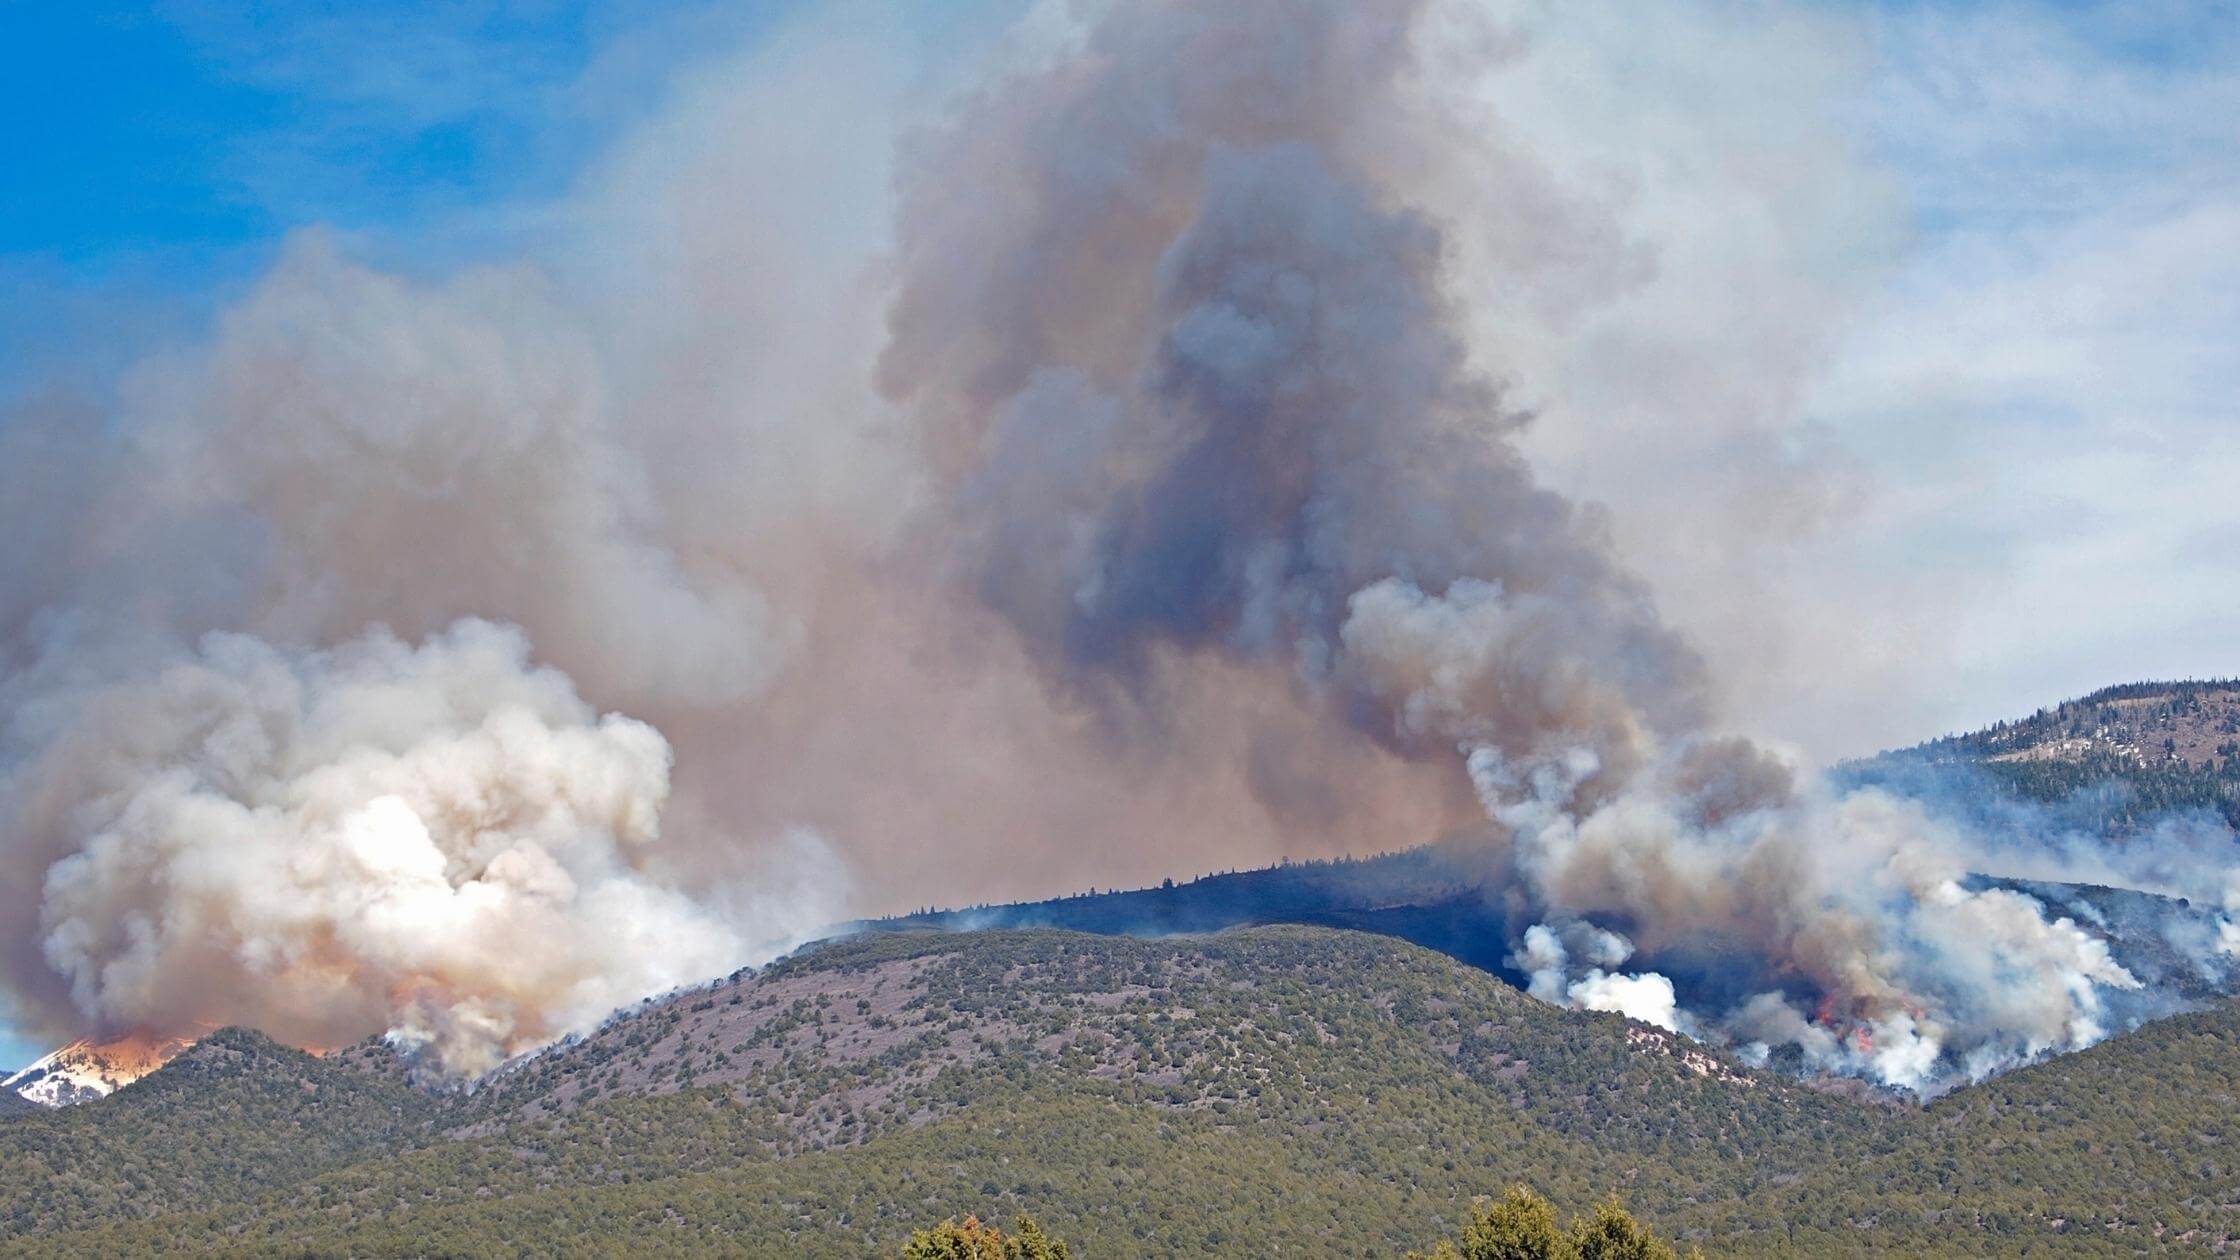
1843 679 2240 834
0 1027 435 1235
3 926 2239 1256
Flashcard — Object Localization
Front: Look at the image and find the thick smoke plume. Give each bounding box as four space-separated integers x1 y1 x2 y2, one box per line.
21 621 740 1076
873 0 2183 1091
0 0 2224 1089
0 229 858 1075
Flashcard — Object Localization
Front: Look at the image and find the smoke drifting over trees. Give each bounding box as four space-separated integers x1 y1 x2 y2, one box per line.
0 0 2226 1087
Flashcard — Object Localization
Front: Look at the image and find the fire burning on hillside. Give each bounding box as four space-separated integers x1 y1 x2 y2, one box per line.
3 1033 196 1107
0 0 2229 1095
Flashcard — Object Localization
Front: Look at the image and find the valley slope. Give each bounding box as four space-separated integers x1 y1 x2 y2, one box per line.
1 926 2235 1257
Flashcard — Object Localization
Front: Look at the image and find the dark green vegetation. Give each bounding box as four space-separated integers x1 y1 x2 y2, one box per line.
1846 679 2240 834
1 926 2236 1256
0 1028 434 1234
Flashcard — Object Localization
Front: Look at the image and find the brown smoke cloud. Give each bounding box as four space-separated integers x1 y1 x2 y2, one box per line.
0 0 2205 1089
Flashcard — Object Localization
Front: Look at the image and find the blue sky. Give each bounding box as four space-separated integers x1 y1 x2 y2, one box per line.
0 0 1018 395
0 0 2233 1068
6 1 2227 326
0 2 767 259
1 2 774 392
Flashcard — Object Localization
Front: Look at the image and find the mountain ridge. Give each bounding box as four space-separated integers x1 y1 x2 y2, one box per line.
14 677 2235 1114
4 925 2237 1255
1843 678 2240 835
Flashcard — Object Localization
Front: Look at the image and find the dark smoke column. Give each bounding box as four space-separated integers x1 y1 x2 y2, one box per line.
883 0 1708 790
874 0 2147 1092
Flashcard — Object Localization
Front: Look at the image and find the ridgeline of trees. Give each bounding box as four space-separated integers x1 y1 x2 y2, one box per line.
1844 679 2240 834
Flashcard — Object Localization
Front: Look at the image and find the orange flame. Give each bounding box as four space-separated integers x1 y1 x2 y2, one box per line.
67 1031 196 1080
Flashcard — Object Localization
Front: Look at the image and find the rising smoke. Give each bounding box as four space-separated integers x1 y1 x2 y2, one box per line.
23 620 741 1077
868 0 2180 1091
0 0 2225 1089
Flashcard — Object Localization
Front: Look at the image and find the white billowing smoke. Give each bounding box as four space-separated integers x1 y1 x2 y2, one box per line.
0 28 911 1067
1512 922 1680 1032
1485 766 2142 1089
0 220 868 1074
1568 971 1682 1035
14 619 778 1076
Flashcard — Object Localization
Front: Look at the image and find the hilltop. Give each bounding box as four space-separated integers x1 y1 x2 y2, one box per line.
0 928 1854 1255
0 1035 197 1108
1844 679 2240 834
861 842 2237 1067
857 842 1524 979
1918 680 2240 771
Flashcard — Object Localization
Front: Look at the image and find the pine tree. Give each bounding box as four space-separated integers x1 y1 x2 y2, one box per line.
1570 1196 1679 1260
901 1214 1072 1260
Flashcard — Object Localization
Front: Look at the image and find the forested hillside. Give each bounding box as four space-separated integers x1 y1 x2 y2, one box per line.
0 927 2235 1256
1750 999 2240 1253
1845 680 2240 834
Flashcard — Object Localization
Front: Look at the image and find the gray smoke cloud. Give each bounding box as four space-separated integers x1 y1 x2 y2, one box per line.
869 0 2198 1092
0 0 2225 1090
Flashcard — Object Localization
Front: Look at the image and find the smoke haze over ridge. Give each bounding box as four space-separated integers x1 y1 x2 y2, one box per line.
0 0 2235 1089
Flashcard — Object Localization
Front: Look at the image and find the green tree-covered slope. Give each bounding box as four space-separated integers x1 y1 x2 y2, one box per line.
0 927 2234 1256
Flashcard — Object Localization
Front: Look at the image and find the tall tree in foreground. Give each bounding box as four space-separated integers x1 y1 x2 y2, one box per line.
1406 1188 1696 1260
901 1214 1072 1260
